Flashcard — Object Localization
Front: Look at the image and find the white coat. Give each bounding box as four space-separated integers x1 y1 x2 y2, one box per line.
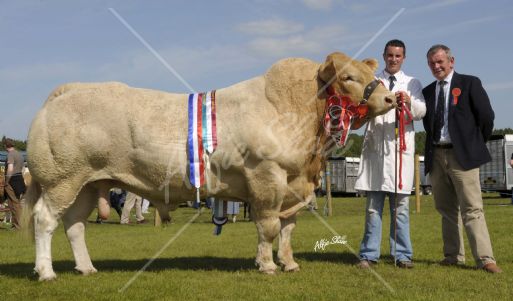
355 70 426 194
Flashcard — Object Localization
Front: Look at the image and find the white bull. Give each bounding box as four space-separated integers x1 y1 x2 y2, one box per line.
23 52 395 280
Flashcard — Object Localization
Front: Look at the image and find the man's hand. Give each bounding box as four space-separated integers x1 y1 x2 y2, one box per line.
509 159 513 168
395 91 411 110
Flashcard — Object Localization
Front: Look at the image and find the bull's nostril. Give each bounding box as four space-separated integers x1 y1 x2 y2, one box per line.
385 97 394 104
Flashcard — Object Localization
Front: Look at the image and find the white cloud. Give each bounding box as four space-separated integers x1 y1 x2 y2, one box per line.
237 18 304 36
246 24 355 58
485 80 513 91
302 0 333 11
408 0 467 14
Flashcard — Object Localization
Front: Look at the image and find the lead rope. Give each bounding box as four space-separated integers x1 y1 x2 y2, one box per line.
396 94 413 190
394 93 413 266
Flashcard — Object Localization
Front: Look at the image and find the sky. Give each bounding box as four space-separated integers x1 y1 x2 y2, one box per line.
1 0 512 140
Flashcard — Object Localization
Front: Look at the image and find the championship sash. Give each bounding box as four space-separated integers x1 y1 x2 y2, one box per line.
187 90 217 188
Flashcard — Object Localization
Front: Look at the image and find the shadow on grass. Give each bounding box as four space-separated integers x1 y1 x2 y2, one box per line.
0 251 363 279
0 256 258 279
295 251 358 264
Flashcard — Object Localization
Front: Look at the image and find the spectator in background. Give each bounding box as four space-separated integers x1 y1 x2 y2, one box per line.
2 138 26 230
120 191 146 224
96 188 126 223
510 153 513 204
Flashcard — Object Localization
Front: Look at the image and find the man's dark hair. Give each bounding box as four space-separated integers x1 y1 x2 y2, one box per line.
383 39 406 56
4 138 14 148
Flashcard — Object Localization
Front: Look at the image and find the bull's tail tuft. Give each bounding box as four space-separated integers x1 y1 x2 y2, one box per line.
20 177 42 239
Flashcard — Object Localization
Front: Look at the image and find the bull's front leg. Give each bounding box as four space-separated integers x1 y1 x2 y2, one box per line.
278 214 300 272
254 211 281 274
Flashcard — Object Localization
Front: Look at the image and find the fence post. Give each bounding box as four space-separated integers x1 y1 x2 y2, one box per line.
415 154 421 213
325 162 332 216
154 207 162 227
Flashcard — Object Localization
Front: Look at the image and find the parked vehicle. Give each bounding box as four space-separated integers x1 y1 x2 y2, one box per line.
479 134 513 197
320 156 432 196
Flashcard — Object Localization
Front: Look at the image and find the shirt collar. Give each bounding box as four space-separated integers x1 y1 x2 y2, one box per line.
382 69 403 80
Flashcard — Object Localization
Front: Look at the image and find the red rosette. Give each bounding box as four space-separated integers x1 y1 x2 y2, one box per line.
452 87 461 105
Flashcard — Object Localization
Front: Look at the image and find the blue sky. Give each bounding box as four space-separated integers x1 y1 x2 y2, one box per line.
1 0 512 140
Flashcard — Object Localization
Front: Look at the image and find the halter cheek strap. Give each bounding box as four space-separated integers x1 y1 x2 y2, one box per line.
361 79 382 104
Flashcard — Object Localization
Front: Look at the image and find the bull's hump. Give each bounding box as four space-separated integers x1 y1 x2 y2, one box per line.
46 82 129 103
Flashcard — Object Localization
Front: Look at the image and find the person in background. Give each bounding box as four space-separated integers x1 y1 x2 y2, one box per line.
355 39 426 269
96 188 126 223
2 138 26 230
510 153 513 204
422 44 501 273
120 191 146 224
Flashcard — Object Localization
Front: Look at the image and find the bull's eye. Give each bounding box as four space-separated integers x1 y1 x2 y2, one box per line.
343 75 355 82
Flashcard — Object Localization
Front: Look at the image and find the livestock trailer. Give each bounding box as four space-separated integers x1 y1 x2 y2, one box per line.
321 156 432 195
321 157 360 195
479 134 513 196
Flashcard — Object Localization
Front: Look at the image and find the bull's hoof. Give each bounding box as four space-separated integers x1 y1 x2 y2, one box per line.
38 274 57 281
35 268 57 281
283 262 300 272
256 261 278 274
260 268 276 275
75 266 98 276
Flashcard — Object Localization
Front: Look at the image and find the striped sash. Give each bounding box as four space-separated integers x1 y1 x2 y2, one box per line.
187 90 217 188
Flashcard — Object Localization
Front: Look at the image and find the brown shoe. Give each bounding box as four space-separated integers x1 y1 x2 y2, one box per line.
137 219 147 224
482 262 502 274
357 260 375 269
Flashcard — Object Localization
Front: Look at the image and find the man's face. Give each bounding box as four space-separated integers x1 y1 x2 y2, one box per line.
383 46 405 75
428 49 454 81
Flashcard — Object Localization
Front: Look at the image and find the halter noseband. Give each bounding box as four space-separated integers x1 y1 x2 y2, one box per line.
323 79 382 147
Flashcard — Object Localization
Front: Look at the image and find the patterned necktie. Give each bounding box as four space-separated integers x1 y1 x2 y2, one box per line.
433 80 446 143
388 75 396 91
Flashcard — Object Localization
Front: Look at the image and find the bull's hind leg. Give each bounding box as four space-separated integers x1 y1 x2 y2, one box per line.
61 184 99 275
278 214 300 272
33 193 60 281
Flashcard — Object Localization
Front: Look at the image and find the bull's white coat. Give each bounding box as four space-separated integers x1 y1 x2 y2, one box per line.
24 53 395 280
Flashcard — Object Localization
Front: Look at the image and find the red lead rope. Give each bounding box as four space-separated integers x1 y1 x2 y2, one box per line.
396 94 413 190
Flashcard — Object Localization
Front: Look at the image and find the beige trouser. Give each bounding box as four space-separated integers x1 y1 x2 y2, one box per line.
430 148 495 267
120 192 144 224
5 184 22 229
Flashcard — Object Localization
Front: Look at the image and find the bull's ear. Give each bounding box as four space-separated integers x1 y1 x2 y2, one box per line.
318 59 336 83
362 58 378 72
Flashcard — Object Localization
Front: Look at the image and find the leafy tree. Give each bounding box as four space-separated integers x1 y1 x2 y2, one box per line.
1 136 27 151
492 128 513 135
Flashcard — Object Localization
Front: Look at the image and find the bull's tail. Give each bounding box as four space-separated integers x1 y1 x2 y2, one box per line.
20 177 42 238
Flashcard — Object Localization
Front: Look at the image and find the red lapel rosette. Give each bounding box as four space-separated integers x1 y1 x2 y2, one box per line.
452 87 461 105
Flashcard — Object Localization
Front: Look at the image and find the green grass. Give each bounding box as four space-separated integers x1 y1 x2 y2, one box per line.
1 194 512 300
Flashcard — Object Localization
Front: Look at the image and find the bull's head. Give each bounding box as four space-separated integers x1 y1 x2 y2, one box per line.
318 52 396 117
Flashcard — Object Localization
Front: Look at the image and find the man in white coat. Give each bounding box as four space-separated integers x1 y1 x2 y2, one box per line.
355 39 426 269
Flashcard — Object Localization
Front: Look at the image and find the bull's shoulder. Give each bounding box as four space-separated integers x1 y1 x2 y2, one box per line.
265 58 319 82
264 57 321 113
46 82 130 103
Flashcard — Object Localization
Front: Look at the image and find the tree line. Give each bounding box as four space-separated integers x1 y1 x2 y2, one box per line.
333 128 513 158
2 127 512 154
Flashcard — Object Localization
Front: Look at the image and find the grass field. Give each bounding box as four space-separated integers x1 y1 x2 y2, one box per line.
1 194 512 300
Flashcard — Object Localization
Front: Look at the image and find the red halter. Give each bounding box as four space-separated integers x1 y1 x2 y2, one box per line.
323 79 381 147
